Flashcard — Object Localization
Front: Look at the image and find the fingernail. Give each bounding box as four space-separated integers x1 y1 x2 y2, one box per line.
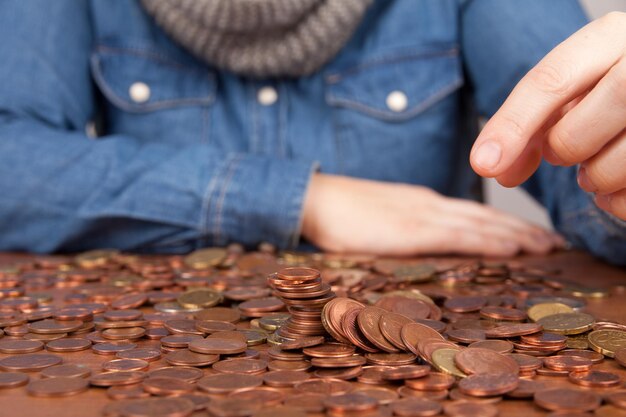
595 193 612 210
473 141 502 170
577 167 597 192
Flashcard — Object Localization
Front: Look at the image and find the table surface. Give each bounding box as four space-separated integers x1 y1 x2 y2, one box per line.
0 250 624 417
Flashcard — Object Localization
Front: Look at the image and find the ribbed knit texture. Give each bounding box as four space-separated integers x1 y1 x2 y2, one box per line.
140 0 373 78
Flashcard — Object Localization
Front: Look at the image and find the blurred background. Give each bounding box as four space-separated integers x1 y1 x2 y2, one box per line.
486 0 626 228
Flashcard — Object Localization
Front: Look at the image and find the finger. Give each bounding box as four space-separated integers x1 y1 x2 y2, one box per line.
430 213 555 255
411 226 521 257
547 57 626 165
595 188 626 220
494 133 543 188
579 132 626 194
471 14 625 178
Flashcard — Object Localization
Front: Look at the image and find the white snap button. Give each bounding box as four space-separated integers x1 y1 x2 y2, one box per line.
386 90 408 112
257 86 278 106
129 82 151 103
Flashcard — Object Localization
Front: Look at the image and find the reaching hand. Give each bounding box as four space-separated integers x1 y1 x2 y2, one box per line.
470 12 626 220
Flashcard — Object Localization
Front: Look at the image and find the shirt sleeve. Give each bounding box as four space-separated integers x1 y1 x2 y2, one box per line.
461 0 626 265
0 0 317 253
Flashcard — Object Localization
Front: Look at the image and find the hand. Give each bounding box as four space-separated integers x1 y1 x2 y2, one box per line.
470 12 626 220
301 173 563 257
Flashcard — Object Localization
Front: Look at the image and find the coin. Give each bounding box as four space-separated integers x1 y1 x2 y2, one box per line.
41 364 91 379
616 347 626 367
443 402 498 417
148 366 203 382
543 355 593 372
0 372 29 389
588 329 626 357
431 348 466 378
391 398 442 417
177 288 222 309
184 247 227 269
164 349 219 367
90 371 147 387
118 397 195 417
458 373 519 396
568 370 622 388
323 393 379 413
188 338 247 355
263 370 310 387
454 348 519 375
142 377 195 396
0 339 44 354
294 378 353 395
401 322 445 356
534 388 601 412
527 302 574 321
0 353 62 371
197 373 263 394
405 373 455 391
27 377 89 397
537 313 595 335
46 338 92 352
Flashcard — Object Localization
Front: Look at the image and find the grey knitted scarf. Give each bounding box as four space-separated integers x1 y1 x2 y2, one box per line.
140 0 373 78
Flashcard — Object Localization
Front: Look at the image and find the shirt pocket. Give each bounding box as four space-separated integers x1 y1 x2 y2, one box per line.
91 45 216 145
325 44 464 191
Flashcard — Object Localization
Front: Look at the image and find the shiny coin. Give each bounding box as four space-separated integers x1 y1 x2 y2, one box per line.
458 372 519 396
537 313 595 335
197 373 263 394
41 364 91 379
443 402 498 417
188 338 247 355
177 288 222 309
527 302 574 322
28 319 83 334
405 373 455 391
118 397 195 417
142 377 195 396
431 348 466 378
534 388 601 412
263 370 310 387
164 349 219 367
0 372 29 389
391 398 442 417
148 366 203 382
212 358 267 374
588 329 626 357
184 247 227 269
90 371 147 387
323 392 378 413
103 358 150 372
454 347 519 375
0 339 44 354
568 370 622 388
46 338 91 352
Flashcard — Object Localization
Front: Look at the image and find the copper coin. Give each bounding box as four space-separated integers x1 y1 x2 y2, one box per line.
0 353 62 371
534 388 601 412
207 397 263 417
358 307 401 352
118 397 195 417
103 358 150 372
391 398 442 417
107 384 151 400
195 320 236 334
303 343 355 358
267 359 312 372
382 365 430 380
398 386 449 401
506 378 544 399
560 349 604 364
90 371 147 387
188 338 247 355
278 335 324 350
323 393 379 412
454 348 519 375
508 353 543 372
267 345 306 361
213 358 267 374
27 377 89 397
521 332 567 346
294 378 354 395
458 372 519 396
142 377 195 396
446 329 486 344
341 307 379 352
0 372 29 388
484 322 542 338
195 307 241 323
313 365 363 380
418 339 460 363
401 322 445 356
116 347 162 362
616 347 626 367
54 307 93 321
198 373 263 394
46 338 91 352
104 309 143 321
443 402 498 417
283 393 326 413
322 298 365 345
163 319 203 335
102 327 146 340
161 334 203 348
357 366 388 385
93 342 138 355
444 296 487 313
365 352 417 366
0 339 44 354
468 340 514 354
228 387 285 406
568 370 622 388
355 386 398 405
164 349 219 367
110 293 148 310
263 370 310 387
28 319 83 334
375 296 431 321
379 312 414 350
311 355 366 368
405 372 455 391
41 364 91 378
148 366 204 382
543 355 593 372
479 306 526 321
238 297 285 316
250 406 307 417
449 387 502 404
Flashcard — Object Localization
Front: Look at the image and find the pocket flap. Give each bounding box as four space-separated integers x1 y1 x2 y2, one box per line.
91 45 216 113
326 45 463 121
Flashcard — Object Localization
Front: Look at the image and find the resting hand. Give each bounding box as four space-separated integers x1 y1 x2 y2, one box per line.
470 13 626 220
301 174 563 257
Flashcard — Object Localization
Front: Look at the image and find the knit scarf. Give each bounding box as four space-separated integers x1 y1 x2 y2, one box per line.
140 0 373 78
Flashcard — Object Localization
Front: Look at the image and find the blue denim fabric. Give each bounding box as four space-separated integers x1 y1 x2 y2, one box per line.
0 0 624 264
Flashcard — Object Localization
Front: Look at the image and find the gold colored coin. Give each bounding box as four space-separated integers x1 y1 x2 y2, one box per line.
177 289 222 309
75 249 119 268
431 348 466 378
184 247 227 269
588 329 626 358
537 313 595 335
527 303 574 322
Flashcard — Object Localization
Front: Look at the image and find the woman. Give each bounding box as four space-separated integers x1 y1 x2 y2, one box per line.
0 0 624 264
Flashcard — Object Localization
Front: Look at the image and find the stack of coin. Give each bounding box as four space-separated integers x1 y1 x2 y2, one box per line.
268 267 335 339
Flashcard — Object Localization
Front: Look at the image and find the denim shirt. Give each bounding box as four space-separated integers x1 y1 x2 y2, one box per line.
0 0 625 264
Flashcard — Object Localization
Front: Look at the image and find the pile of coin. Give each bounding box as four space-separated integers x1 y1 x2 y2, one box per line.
268 267 335 340
0 249 623 417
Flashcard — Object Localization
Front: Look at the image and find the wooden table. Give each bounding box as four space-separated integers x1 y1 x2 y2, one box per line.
0 250 624 417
